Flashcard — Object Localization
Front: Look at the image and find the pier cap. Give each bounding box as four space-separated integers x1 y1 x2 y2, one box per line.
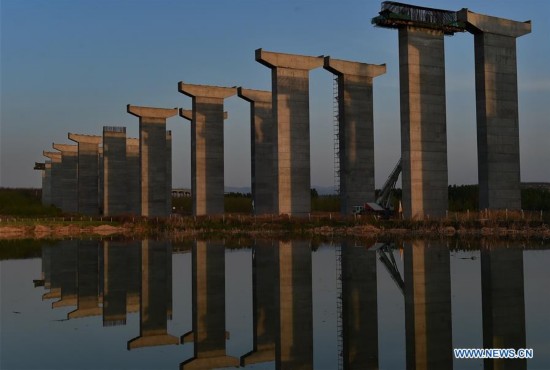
237 87 271 103
178 82 237 99
127 105 178 119
323 57 386 78
68 133 102 145
255 49 324 70
52 143 77 153
457 9 531 37
43 151 62 160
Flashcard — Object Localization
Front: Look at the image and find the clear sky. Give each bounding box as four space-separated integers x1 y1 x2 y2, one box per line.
1 0 549 190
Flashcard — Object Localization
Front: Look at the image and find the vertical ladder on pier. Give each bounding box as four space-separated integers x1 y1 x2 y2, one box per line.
335 243 344 370
333 76 340 195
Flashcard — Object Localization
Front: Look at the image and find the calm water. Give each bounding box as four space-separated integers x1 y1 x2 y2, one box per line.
1 239 549 370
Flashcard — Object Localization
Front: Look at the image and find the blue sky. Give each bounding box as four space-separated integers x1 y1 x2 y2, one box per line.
1 0 549 189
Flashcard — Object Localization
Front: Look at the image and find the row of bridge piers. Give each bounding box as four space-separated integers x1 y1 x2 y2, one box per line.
34 5 531 219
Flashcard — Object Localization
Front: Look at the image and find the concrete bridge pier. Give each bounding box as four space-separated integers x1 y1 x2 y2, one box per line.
126 138 141 215
127 105 178 217
34 162 50 206
323 58 386 214
458 9 532 210
53 143 78 213
256 49 324 216
42 151 62 209
237 88 274 215
177 84 237 216
102 126 127 216
68 133 102 215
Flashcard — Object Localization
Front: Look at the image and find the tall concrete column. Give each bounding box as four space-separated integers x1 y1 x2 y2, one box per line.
128 240 178 349
180 241 238 369
102 126 128 216
126 138 141 215
166 130 172 216
404 241 452 370
53 143 78 213
98 148 104 214
127 105 178 217
237 88 275 214
458 10 531 210
68 240 102 319
68 134 102 215
240 240 276 366
43 151 62 208
256 49 324 216
275 240 313 369
178 83 237 216
43 162 52 206
341 243 378 369
34 162 49 206
399 27 449 219
481 243 526 370
323 58 386 214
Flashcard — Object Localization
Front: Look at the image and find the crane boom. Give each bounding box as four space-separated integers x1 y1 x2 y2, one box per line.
376 158 402 209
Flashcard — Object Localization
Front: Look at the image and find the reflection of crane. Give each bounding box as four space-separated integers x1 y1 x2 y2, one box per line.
376 158 402 210
377 243 404 295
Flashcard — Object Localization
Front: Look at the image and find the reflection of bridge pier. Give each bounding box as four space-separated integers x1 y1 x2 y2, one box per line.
481 244 526 370
240 240 276 366
275 241 313 369
341 243 378 369
404 241 452 370
47 240 77 308
103 241 141 326
68 241 102 319
128 240 178 349
180 241 238 369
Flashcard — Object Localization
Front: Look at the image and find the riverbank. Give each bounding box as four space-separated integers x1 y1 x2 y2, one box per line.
0 213 549 240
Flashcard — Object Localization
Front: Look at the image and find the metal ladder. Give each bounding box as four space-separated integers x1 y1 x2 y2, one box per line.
333 76 340 195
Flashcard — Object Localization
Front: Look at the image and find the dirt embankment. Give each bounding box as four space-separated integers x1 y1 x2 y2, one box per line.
1 220 549 240
0 224 131 239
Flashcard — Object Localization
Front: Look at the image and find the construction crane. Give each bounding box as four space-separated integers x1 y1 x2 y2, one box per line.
352 158 402 217
376 158 402 211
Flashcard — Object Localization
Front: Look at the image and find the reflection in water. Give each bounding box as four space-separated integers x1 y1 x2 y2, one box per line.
240 240 276 366
481 243 526 370
103 241 136 326
38 239 178 350
180 241 238 369
275 240 313 370
404 241 453 370
69 240 102 319
26 239 547 369
128 240 178 349
341 242 378 370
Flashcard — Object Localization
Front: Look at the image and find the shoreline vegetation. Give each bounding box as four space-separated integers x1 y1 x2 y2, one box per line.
1 187 549 241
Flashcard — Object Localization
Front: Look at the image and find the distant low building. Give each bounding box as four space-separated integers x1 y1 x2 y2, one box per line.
172 188 191 198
